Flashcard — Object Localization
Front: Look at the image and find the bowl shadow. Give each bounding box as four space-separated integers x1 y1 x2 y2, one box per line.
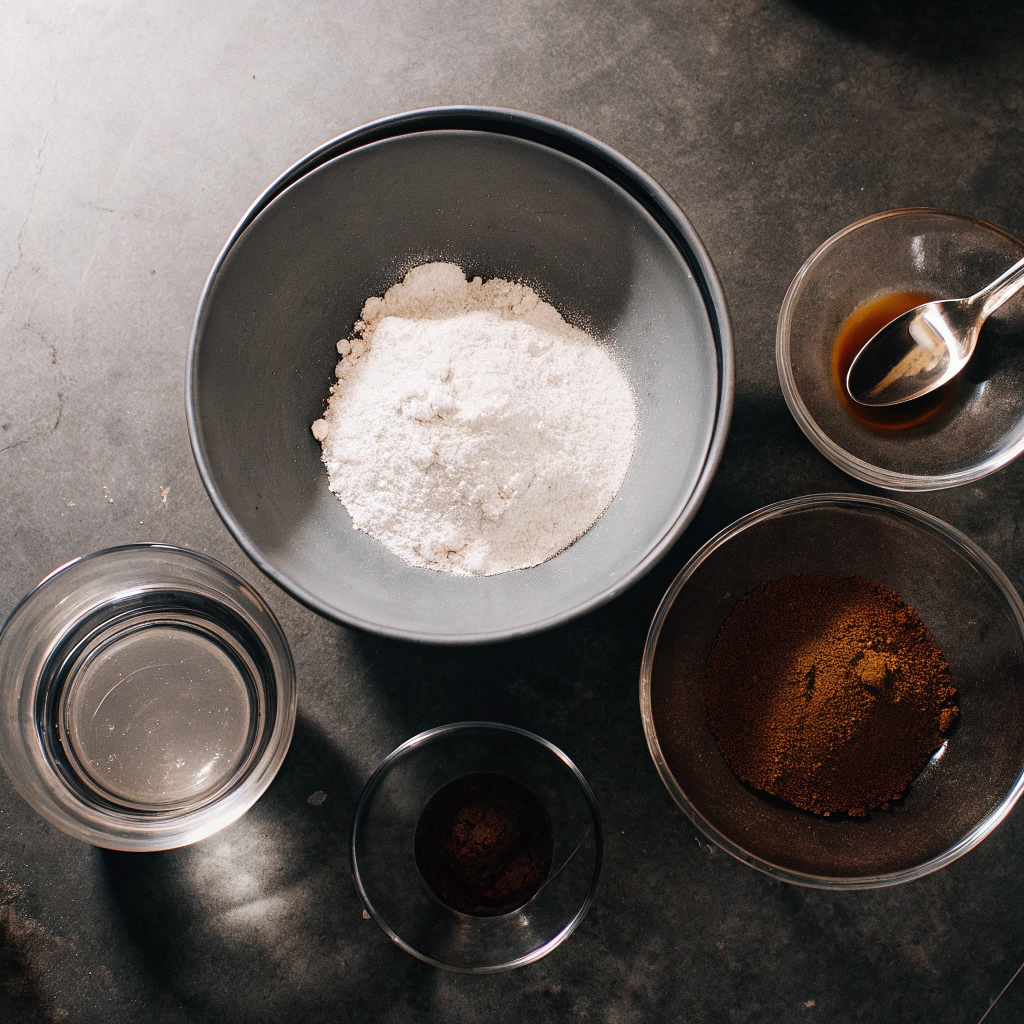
786 0 1024 62
99 716 437 1023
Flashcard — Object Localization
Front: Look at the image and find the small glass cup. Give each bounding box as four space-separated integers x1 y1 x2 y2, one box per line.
0 544 296 851
351 722 603 972
777 208 1024 490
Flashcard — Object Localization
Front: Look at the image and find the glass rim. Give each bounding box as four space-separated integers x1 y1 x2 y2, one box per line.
349 720 604 972
639 492 1024 889
776 207 1024 492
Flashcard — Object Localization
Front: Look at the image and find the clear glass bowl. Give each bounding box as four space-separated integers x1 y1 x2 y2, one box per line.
640 494 1024 888
351 722 602 972
777 209 1024 490
0 545 296 851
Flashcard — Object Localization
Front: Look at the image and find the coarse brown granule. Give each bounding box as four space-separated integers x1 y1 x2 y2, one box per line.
705 574 958 817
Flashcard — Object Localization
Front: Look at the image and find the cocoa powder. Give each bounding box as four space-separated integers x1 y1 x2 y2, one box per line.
414 772 554 916
706 574 957 816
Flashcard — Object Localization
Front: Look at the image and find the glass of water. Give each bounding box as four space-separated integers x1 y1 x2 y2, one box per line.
0 544 296 850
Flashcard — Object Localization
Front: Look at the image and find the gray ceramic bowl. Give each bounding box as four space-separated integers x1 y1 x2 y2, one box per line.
188 107 732 642
351 722 602 972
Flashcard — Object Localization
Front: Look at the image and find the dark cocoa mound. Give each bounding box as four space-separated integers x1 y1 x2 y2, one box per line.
414 772 554 916
705 574 957 816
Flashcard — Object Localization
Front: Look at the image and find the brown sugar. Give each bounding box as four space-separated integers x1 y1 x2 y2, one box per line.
705 574 958 817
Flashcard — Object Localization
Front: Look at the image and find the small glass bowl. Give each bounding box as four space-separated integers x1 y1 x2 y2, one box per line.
640 494 1024 888
0 545 296 851
351 722 602 972
777 208 1024 490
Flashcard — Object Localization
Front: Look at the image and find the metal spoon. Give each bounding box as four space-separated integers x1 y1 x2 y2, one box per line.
846 255 1024 407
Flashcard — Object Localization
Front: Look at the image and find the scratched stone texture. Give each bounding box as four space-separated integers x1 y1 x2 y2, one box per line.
2 1 1024 1021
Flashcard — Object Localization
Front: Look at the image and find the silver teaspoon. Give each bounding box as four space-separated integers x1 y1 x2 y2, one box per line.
846 255 1024 407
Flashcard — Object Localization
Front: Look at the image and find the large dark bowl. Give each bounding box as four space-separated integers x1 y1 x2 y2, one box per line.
187 108 732 642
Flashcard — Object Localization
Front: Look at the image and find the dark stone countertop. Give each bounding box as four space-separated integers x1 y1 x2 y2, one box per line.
2 1 1024 1021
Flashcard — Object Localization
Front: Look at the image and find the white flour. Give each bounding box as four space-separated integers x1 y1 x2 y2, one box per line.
311 263 637 576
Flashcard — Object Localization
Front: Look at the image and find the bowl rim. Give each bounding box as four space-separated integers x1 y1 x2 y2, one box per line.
0 543 298 851
186 105 735 643
639 491 1024 889
776 206 1024 492
349 720 604 972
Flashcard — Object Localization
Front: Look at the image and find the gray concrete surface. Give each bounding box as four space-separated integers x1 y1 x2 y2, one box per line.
3 1 1024 1021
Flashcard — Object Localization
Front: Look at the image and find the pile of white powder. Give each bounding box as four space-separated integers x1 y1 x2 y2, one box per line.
311 262 637 576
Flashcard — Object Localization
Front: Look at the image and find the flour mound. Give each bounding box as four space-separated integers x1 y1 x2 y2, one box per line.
312 262 637 577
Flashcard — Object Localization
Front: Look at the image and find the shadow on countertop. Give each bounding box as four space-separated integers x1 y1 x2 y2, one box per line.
0 882 52 1024
100 716 439 1024
786 0 1024 61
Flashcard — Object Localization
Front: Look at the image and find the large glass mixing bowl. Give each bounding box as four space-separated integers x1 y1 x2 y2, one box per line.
641 494 1024 888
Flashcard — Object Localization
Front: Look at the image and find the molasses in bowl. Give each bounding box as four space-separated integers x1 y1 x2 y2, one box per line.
640 494 1024 888
777 208 1024 491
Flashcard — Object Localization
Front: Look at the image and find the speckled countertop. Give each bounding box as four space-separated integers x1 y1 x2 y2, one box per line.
3 2 1024 1021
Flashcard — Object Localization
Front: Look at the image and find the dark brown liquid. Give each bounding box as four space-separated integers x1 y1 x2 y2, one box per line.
414 772 554 917
833 290 955 430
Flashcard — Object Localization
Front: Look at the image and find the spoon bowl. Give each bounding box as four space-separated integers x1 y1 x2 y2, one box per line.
847 256 1024 406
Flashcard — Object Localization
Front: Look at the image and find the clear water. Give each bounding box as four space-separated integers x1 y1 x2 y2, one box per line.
58 614 255 809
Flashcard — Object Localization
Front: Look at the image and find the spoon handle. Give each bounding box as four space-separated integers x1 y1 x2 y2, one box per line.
972 255 1024 319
